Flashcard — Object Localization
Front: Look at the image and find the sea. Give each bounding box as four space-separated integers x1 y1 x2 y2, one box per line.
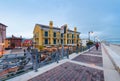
107 40 120 45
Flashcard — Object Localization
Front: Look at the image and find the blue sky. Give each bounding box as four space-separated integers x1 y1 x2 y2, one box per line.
0 0 120 41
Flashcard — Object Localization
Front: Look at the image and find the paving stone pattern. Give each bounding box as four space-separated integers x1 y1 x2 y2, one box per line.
83 52 102 55
73 46 103 67
28 62 104 81
72 55 103 66
85 47 102 55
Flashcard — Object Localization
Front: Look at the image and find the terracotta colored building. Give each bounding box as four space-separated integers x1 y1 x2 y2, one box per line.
0 23 7 54
5 35 22 48
22 39 32 47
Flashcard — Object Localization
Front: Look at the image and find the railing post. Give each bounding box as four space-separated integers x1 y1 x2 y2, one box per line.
76 45 79 54
55 51 59 63
3 55 8 69
66 48 69 59
61 46 64 58
31 49 39 72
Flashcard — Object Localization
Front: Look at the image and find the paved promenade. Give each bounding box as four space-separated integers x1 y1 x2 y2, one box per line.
72 47 103 67
109 44 120 56
28 62 104 81
7 44 120 81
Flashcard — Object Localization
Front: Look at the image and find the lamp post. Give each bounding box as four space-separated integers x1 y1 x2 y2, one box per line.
88 31 93 41
94 36 97 43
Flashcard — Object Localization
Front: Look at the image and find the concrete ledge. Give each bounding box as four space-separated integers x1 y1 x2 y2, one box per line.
102 44 120 73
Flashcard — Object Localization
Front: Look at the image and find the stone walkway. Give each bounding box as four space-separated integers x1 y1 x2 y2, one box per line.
72 55 103 67
28 46 104 81
28 62 104 81
72 47 103 67
7 44 120 81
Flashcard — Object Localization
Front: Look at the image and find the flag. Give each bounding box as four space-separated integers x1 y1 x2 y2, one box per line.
60 25 67 34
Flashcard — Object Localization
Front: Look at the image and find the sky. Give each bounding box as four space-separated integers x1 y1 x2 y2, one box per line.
0 0 120 41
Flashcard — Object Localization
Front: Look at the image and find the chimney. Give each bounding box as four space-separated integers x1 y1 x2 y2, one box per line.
74 27 77 32
49 21 53 28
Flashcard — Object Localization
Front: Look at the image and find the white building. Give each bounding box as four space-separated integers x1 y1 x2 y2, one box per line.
81 39 89 46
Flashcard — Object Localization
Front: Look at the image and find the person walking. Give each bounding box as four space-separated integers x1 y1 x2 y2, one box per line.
76 44 79 53
95 42 99 50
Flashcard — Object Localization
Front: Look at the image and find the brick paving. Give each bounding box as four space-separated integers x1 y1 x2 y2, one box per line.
87 50 102 53
90 46 101 50
83 51 102 55
73 47 103 67
28 62 104 81
72 55 103 66
8 44 120 81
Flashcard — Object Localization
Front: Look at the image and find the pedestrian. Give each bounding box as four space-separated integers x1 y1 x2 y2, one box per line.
27 46 31 52
76 44 79 53
95 42 99 50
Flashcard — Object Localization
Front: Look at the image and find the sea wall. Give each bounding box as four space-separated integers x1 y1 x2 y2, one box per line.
102 43 120 73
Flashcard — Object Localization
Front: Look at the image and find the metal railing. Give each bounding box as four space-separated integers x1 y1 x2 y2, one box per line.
0 45 90 80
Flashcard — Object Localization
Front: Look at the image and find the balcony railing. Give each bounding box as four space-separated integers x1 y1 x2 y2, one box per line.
34 33 39 38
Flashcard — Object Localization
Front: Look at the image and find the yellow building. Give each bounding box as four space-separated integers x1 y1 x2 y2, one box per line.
33 21 81 49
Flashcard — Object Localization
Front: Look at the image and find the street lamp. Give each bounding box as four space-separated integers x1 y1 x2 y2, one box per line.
88 31 93 41
94 36 98 42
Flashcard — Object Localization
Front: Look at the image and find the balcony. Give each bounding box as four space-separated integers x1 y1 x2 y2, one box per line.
34 34 39 38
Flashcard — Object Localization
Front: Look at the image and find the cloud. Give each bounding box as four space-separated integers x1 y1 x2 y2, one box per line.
80 33 88 39
92 31 103 36
1 0 120 41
